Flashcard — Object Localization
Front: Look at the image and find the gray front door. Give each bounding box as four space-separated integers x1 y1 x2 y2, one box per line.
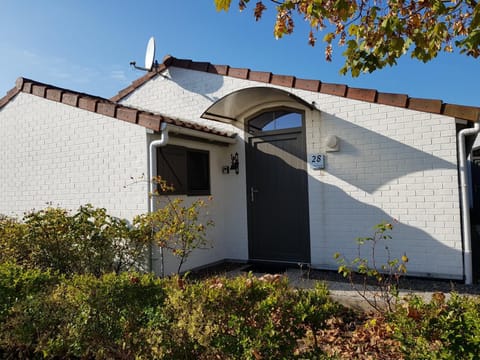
246 110 310 263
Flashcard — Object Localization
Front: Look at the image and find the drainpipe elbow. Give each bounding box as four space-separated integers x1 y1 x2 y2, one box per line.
458 122 480 285
147 122 170 273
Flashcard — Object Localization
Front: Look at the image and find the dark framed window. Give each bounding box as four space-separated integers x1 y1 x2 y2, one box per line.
248 109 302 135
157 145 210 196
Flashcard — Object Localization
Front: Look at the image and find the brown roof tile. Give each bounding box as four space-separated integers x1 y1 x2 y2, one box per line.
32 84 46 98
347 87 377 102
78 97 97 112
377 92 408 108
97 102 116 118
295 78 321 92
138 112 161 131
443 104 480 121
408 98 443 114
62 93 79 107
228 67 249 79
248 71 271 83
208 64 229 75
46 88 62 102
110 55 479 122
116 106 138 124
271 74 295 88
0 77 234 138
190 61 210 72
172 58 192 69
0 87 20 108
320 83 347 97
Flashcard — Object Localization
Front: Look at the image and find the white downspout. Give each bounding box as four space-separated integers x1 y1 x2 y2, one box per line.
148 122 169 274
458 122 480 285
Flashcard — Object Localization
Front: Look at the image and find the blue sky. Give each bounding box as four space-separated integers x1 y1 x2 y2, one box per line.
1 0 479 106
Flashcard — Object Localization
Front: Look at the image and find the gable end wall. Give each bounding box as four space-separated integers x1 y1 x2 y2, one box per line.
0 93 149 220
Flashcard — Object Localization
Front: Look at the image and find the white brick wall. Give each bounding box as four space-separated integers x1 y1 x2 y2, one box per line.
0 93 149 220
147 134 248 275
303 97 462 278
122 68 252 269
121 67 463 279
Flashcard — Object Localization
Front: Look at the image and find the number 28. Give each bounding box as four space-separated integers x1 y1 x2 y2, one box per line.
311 155 322 163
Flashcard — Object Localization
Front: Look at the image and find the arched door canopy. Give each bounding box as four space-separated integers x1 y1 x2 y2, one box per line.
201 87 314 124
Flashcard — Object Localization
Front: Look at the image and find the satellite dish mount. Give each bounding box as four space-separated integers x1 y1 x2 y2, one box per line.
130 36 158 72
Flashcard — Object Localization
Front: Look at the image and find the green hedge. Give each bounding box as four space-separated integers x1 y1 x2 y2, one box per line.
0 205 149 276
0 265 339 359
391 293 480 359
2 262 480 359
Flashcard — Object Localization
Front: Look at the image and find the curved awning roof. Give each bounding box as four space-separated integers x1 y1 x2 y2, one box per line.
201 87 314 123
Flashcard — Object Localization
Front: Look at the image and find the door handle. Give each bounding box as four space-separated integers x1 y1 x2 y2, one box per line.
250 187 259 202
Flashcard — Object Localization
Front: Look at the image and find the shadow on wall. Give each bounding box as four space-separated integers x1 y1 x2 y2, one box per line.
246 115 463 279
308 180 462 279
167 67 224 104
318 115 457 194
165 72 463 278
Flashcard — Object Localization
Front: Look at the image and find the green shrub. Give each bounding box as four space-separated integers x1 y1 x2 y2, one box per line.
295 282 342 350
0 215 28 266
0 205 149 276
0 262 58 323
0 272 166 359
391 293 480 359
0 270 341 359
145 274 338 359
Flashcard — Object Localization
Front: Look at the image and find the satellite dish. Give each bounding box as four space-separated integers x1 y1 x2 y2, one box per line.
145 37 155 71
130 36 157 72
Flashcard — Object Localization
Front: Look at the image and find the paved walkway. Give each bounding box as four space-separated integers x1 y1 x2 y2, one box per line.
224 265 480 311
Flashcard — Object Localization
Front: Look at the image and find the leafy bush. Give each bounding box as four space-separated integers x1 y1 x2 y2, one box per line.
295 282 342 350
391 293 480 359
134 176 214 277
0 271 166 359
136 189 214 275
147 274 339 359
0 205 149 276
0 271 341 359
0 262 59 323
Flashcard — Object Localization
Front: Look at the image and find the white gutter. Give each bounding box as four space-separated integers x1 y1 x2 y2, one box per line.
148 122 169 274
166 123 237 144
458 122 480 285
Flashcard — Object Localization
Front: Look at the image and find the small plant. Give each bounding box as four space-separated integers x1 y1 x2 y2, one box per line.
334 221 408 313
295 282 341 351
135 176 214 276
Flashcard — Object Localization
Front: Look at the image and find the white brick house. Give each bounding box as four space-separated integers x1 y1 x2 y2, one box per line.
1 55 479 282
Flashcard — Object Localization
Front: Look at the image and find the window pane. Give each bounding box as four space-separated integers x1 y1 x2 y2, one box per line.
248 110 302 134
157 145 211 196
263 112 302 131
157 146 186 194
187 150 210 195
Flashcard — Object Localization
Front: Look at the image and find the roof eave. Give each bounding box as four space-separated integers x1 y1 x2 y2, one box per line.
0 77 235 139
110 54 480 123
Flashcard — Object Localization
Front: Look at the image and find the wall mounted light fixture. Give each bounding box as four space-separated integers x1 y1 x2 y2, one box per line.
222 152 240 175
325 135 340 152
230 152 239 174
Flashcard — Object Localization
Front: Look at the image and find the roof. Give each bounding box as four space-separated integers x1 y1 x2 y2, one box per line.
112 55 480 122
0 77 234 139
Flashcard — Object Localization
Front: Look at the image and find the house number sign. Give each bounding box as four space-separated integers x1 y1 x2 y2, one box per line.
309 154 325 170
